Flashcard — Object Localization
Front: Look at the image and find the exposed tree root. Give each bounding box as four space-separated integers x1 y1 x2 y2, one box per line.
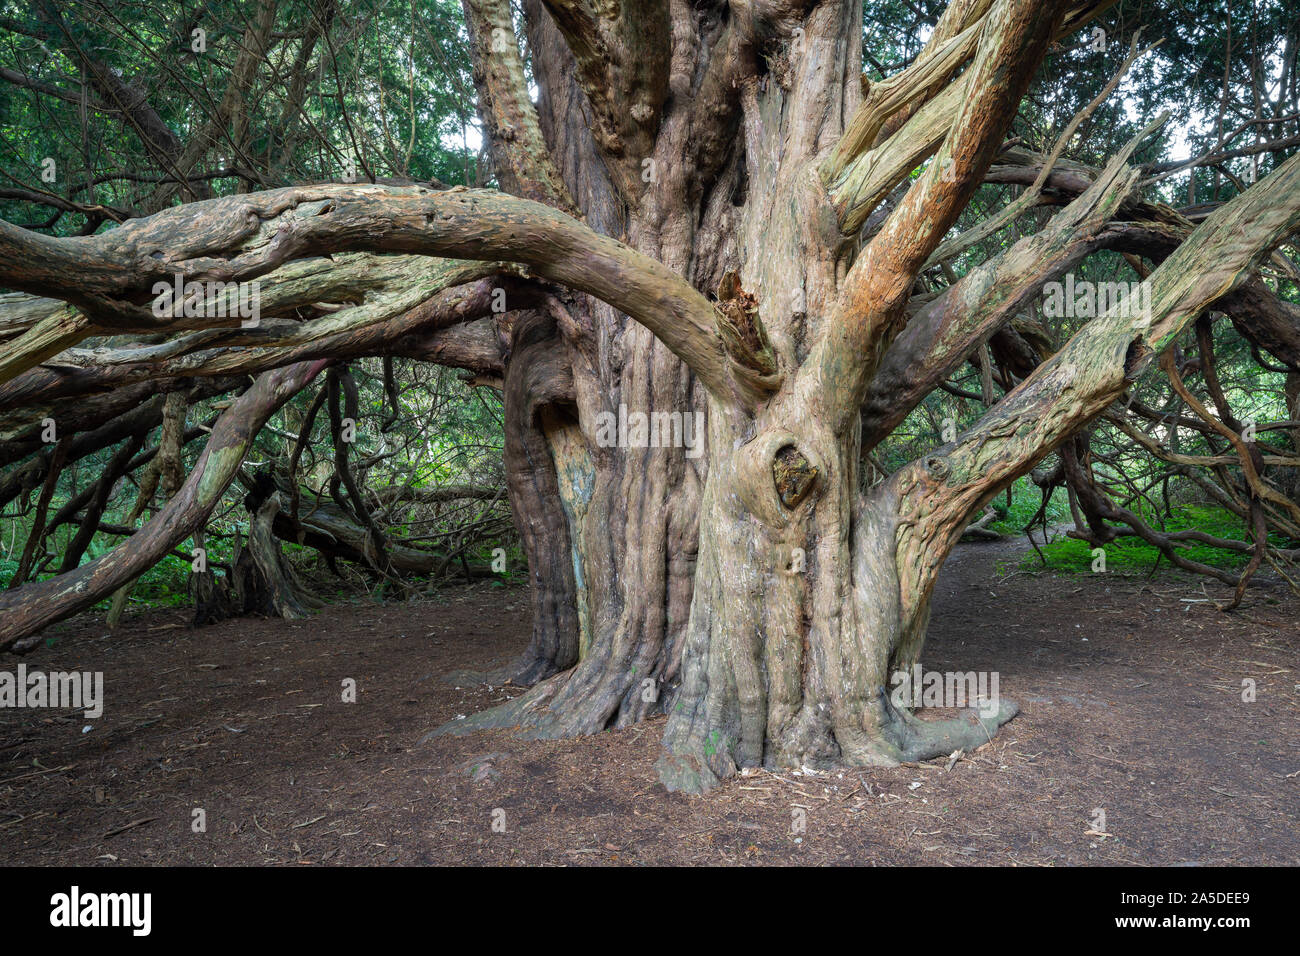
879 691 1019 763
656 695 1020 794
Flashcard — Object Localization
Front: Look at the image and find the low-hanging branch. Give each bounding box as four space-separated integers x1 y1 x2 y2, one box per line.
0 184 739 404
0 277 514 418
893 147 1300 617
0 359 330 651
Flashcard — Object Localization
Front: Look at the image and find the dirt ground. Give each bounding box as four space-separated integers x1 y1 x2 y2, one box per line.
2 536 1297 866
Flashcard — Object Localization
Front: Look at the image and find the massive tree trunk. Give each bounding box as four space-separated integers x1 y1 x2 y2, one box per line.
655 0 1046 787
443 0 1054 781
434 0 1300 789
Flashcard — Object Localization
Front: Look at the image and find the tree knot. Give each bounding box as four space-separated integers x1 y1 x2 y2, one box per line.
1123 336 1152 381
923 455 950 481
773 444 818 509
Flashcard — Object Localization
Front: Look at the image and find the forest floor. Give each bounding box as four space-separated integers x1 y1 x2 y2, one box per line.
2 534 1297 866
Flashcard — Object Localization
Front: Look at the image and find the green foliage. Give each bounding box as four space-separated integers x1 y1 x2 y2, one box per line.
0 553 18 589
1013 506 1278 574
986 477 1072 535
129 553 194 607
0 0 482 236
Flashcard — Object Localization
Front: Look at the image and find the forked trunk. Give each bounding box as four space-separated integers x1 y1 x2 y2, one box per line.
444 1 1014 790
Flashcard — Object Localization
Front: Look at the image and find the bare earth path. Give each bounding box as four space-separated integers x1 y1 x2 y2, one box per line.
2 537 1296 865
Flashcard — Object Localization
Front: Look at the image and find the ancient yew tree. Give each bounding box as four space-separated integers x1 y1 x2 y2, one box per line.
1 0 1298 791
